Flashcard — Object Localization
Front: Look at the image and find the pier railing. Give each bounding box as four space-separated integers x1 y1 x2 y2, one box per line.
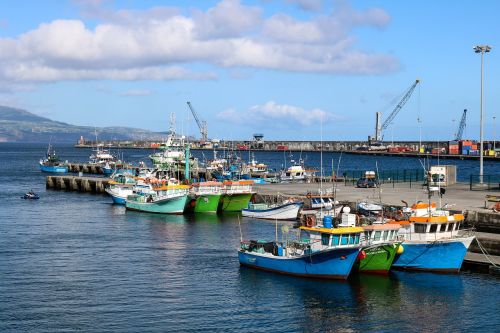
469 175 500 191
342 169 425 187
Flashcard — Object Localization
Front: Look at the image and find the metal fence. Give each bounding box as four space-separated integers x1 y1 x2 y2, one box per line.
469 175 500 191
342 169 425 187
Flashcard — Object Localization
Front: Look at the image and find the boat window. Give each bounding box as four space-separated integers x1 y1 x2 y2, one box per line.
312 198 320 204
321 233 330 246
414 224 427 233
440 223 447 232
286 173 290 176
383 230 389 241
295 173 301 176
364 231 370 240
388 230 394 240
448 223 455 231
430 224 438 233
374 231 382 241
456 222 460 230
332 235 340 246
341 234 349 245
355 234 360 244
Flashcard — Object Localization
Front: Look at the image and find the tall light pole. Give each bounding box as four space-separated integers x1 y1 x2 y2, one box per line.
494 116 497 152
474 45 491 182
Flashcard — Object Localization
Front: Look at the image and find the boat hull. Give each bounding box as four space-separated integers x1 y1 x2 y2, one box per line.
392 236 475 273
194 194 221 213
39 164 68 173
105 187 134 205
125 195 188 214
219 193 253 212
355 243 401 274
238 247 360 279
242 202 303 220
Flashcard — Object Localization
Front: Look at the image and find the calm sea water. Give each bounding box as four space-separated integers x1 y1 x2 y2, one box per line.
0 143 499 332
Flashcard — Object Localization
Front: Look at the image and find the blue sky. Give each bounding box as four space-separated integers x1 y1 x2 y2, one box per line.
0 0 498 141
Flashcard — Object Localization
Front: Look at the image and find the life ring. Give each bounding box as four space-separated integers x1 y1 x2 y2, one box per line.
305 215 315 227
306 193 312 199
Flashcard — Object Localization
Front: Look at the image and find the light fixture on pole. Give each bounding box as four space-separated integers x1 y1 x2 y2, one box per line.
473 45 491 182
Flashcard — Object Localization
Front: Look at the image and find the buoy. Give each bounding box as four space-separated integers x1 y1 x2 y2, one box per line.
357 250 366 261
396 244 404 255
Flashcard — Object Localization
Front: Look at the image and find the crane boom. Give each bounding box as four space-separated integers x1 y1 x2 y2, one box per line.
186 101 208 142
455 109 467 141
375 79 420 141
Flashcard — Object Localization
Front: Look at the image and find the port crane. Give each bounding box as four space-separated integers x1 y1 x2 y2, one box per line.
186 101 208 142
454 109 467 141
371 79 420 143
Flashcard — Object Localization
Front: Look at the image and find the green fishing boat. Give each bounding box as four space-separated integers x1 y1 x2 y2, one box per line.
219 180 254 212
189 181 223 214
125 185 190 214
355 224 403 274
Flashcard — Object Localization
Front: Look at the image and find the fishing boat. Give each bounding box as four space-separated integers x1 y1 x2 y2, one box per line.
21 190 39 200
125 184 190 214
242 200 303 220
279 158 315 183
357 202 383 217
299 192 343 222
39 144 68 173
390 202 474 273
219 180 255 212
105 181 135 204
89 148 118 174
188 181 223 214
356 222 403 274
238 224 363 279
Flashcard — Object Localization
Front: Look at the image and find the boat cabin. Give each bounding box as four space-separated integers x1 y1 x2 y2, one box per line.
396 214 464 242
298 226 364 254
191 181 223 195
222 180 253 194
362 224 401 245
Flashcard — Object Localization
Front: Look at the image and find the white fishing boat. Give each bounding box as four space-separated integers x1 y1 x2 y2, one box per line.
242 201 303 220
279 159 316 183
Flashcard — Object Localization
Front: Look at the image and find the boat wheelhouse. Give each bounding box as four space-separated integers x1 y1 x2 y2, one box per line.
279 160 315 183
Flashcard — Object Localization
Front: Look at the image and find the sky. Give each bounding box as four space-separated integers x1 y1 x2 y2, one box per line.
0 0 499 141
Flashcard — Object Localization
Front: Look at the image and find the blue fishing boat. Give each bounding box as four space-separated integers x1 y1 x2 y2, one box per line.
39 144 68 173
390 202 475 273
239 224 363 279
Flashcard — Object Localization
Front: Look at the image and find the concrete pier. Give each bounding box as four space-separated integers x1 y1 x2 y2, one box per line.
46 175 110 193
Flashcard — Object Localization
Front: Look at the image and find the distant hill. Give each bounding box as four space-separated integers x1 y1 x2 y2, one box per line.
0 106 166 143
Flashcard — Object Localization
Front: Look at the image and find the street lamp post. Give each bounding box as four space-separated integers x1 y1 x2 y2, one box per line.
494 116 497 153
474 45 491 182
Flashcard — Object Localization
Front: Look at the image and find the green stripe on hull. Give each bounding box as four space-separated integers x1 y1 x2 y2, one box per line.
219 193 253 212
126 196 188 214
356 243 401 273
194 194 221 213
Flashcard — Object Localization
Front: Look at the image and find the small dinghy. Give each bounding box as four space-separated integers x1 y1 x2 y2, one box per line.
21 191 40 200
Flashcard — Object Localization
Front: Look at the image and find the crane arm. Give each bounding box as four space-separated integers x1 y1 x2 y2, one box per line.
186 101 208 141
455 109 467 141
380 79 420 132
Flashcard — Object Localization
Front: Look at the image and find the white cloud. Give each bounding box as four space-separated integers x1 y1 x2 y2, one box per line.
0 0 397 85
119 89 153 97
217 101 342 126
285 0 323 12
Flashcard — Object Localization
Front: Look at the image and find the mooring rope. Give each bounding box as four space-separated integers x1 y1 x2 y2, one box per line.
475 238 499 268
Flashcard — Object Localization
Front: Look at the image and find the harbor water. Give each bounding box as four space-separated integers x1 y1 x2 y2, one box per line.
0 143 499 332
